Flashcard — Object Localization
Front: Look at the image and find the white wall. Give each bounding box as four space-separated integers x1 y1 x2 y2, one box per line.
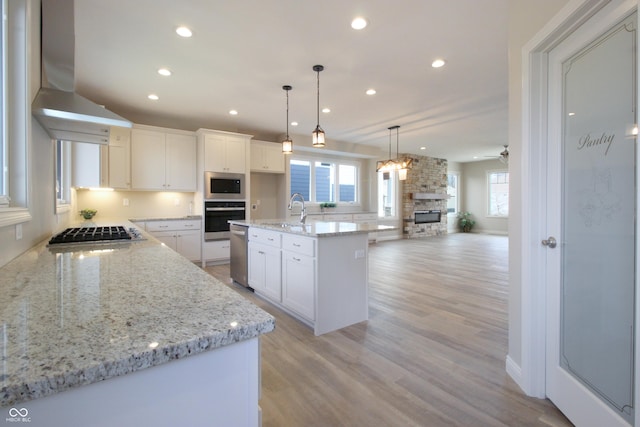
76 191 196 221
0 0 76 268
507 0 570 371
460 159 509 235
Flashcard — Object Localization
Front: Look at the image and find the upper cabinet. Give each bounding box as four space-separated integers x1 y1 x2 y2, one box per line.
108 126 131 189
72 142 108 188
198 129 250 173
250 140 285 173
131 126 197 191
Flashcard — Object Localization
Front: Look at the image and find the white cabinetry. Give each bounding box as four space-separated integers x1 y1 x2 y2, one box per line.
146 220 201 262
247 226 368 335
72 142 108 188
281 234 316 321
248 228 282 301
250 140 285 173
203 240 231 264
199 130 248 173
131 127 196 191
108 126 131 189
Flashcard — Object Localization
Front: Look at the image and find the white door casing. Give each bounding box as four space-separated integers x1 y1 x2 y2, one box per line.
517 0 639 426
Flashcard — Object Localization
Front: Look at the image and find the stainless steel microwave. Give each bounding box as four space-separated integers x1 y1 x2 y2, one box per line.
204 171 245 200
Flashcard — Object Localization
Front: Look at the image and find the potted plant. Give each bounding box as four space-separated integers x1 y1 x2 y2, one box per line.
457 211 475 232
80 209 97 220
319 202 336 212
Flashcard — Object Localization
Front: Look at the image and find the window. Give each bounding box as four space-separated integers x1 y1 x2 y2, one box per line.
0 0 31 226
447 172 459 215
56 140 71 208
488 171 509 217
377 170 397 218
289 157 359 204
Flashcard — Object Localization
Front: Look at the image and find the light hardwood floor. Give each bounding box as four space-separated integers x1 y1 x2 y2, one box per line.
206 233 573 427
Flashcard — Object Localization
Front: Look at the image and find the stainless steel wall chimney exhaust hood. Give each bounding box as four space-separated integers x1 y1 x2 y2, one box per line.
32 87 132 145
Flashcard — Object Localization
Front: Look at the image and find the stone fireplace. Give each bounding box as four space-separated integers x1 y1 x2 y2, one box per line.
401 154 448 238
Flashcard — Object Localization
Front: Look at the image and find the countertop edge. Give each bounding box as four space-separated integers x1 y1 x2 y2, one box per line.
1 320 275 407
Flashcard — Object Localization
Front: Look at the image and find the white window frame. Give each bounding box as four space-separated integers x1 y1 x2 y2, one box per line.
55 140 71 213
447 171 460 217
0 0 31 227
289 155 361 205
377 170 399 219
487 169 509 218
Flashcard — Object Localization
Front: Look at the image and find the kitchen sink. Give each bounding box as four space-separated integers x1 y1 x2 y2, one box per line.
263 222 311 231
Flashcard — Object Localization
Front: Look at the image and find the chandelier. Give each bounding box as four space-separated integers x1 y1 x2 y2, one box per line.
376 125 413 180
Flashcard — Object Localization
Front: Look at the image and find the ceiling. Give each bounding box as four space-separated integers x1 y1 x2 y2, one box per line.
72 0 508 163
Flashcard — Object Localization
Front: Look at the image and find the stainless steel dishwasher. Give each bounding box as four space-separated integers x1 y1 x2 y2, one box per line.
229 223 249 288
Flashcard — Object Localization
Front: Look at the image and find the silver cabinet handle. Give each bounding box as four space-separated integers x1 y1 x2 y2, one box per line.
541 236 557 248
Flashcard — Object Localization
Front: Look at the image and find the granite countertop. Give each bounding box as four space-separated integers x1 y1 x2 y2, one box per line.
231 219 396 237
0 222 275 407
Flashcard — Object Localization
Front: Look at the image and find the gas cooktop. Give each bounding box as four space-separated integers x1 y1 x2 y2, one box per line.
48 226 142 246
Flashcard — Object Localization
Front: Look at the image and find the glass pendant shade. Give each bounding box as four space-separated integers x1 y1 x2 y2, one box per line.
398 168 408 181
282 85 293 154
282 138 293 154
312 125 325 147
312 65 325 148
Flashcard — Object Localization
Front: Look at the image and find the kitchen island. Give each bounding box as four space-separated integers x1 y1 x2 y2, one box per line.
234 220 395 336
0 222 274 427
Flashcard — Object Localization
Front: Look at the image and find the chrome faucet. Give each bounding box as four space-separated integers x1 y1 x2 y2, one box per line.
288 193 307 224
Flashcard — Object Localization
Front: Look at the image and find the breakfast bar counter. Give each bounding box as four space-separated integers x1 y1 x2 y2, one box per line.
0 222 274 426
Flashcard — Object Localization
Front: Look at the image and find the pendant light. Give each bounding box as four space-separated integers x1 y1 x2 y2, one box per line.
312 64 325 147
375 125 413 180
282 85 293 154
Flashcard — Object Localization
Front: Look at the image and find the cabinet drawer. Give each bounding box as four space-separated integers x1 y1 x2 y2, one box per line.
203 240 230 261
282 234 315 257
146 220 201 232
248 228 281 247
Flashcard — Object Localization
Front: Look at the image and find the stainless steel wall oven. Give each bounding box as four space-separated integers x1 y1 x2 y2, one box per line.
204 201 246 241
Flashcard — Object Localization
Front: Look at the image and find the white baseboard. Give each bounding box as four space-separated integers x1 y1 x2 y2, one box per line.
506 355 524 391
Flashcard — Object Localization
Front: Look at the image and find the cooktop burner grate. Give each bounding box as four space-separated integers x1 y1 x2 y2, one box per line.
48 226 133 245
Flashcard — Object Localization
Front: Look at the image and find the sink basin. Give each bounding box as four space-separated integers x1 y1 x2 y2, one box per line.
262 222 311 231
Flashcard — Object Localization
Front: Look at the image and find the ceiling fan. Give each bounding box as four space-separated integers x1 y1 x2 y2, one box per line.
485 145 509 164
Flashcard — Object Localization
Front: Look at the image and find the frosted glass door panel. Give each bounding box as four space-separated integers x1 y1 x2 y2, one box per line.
561 15 636 423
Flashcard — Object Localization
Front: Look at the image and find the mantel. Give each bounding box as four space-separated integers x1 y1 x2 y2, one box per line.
410 193 449 200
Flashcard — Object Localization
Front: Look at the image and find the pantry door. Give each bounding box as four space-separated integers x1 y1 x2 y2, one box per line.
544 3 637 426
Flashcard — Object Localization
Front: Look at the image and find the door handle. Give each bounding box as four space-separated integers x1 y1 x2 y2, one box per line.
541 236 557 248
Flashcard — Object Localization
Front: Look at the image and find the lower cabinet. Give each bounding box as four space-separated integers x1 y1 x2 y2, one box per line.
146 220 201 262
281 250 315 321
202 240 231 264
248 242 281 301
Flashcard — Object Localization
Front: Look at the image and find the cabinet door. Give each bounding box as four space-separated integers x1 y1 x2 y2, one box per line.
282 250 315 321
108 126 131 189
176 229 201 262
249 145 264 172
71 142 107 188
224 137 246 173
131 129 166 190
204 134 227 172
249 242 281 301
152 231 177 251
262 144 284 173
166 133 196 191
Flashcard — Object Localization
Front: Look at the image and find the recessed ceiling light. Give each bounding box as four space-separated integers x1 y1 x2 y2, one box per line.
568 112 575 116
291 121 298 126
420 146 426 150
157 68 172 77
148 94 159 100
431 59 446 68
366 89 376 95
351 17 367 30
322 108 331 113
229 110 238 115
176 26 193 38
